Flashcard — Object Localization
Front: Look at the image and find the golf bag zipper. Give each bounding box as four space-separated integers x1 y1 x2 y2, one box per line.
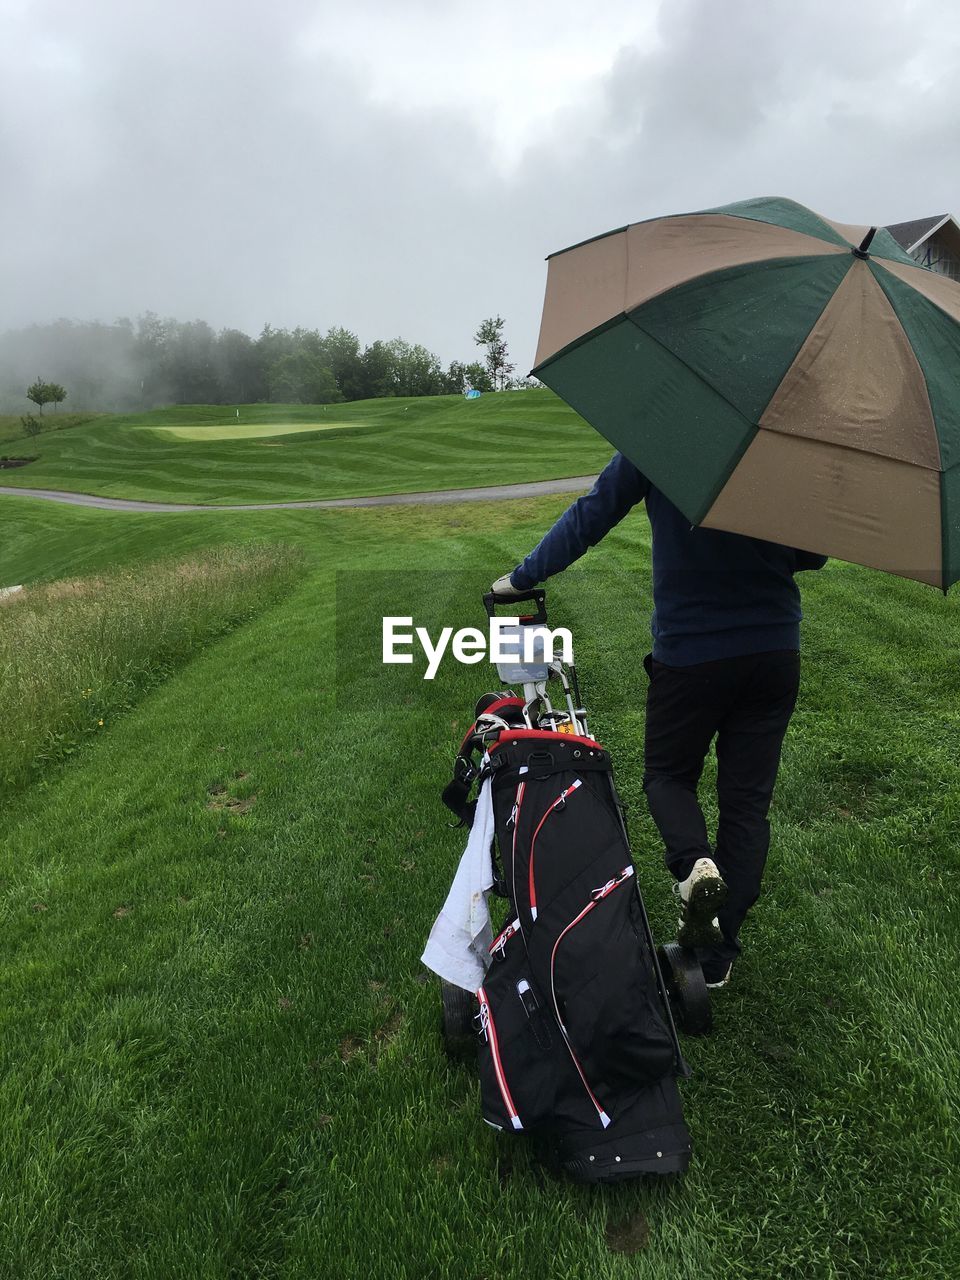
508 780 526 924
489 917 521 958
506 781 525 831
477 985 523 1130
527 778 583 921
548 865 636 1129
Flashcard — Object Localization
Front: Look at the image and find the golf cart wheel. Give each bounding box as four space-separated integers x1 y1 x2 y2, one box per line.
440 979 476 1061
658 942 713 1037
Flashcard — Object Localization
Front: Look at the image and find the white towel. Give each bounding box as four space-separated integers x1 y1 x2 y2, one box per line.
421 776 495 992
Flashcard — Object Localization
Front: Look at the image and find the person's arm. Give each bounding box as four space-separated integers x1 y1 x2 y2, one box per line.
508 453 649 590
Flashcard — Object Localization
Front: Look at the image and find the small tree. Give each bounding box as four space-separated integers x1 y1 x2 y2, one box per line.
21 413 41 438
473 316 515 391
47 382 67 412
26 377 52 414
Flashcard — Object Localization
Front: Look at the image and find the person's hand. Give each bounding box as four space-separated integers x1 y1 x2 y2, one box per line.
490 573 524 597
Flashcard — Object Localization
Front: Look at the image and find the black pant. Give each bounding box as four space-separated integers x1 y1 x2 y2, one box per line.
642 649 801 966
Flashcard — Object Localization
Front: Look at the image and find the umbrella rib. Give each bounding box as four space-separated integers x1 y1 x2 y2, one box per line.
756 421 943 472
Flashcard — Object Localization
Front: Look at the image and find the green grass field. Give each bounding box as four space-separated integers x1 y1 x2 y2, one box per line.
0 543 302 795
0 391 610 504
2 400 960 1277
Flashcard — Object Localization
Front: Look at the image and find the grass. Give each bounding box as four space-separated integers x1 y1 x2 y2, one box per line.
0 544 303 796
0 411 103 447
1 479 960 1278
0 390 610 504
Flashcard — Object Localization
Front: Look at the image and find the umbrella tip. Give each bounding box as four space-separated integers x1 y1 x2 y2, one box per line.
852 227 877 259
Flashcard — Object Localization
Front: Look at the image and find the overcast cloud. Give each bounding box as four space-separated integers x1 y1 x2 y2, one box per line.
2 0 959 372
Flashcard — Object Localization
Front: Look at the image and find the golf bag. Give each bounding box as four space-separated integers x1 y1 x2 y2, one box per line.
443 695 693 1181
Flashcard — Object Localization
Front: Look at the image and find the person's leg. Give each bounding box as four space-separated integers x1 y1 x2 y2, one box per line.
709 650 801 971
642 653 736 882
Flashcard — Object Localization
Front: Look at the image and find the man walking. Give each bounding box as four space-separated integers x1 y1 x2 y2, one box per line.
492 452 826 989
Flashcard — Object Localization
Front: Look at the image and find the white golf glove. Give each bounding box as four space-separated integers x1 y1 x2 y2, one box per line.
491 573 524 597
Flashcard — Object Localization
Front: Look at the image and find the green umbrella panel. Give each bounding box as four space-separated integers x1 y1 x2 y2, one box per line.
532 197 960 590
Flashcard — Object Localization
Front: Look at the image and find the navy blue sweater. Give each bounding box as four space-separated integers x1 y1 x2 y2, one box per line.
511 453 827 666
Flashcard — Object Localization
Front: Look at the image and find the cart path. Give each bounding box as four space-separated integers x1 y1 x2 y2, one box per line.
0 475 598 513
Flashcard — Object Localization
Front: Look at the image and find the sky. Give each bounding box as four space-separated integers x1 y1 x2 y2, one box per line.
2 0 959 373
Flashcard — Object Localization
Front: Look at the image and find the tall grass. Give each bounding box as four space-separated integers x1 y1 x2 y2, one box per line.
0 543 303 796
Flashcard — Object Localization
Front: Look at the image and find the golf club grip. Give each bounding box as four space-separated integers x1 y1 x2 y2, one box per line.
482 588 547 623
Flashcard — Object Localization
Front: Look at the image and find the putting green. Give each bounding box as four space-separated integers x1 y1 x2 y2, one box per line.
150 420 367 442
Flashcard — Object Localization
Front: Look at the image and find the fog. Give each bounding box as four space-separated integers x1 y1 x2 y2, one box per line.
2 0 958 405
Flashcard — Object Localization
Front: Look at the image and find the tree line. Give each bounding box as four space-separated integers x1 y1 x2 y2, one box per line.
0 314 527 413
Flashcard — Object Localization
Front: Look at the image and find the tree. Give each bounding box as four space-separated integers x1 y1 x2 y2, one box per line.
47 382 67 411
383 339 443 398
135 312 171 405
21 413 41 437
473 316 515 391
216 328 261 404
463 361 494 393
323 327 364 400
267 351 341 404
167 320 221 404
442 360 467 395
358 340 397 399
26 376 52 414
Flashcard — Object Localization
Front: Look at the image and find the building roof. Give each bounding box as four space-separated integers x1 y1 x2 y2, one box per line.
885 215 951 252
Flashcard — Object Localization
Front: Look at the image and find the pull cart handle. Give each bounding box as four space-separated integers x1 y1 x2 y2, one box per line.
482 588 547 624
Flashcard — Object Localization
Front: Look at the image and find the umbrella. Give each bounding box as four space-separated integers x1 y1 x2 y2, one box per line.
531 197 960 590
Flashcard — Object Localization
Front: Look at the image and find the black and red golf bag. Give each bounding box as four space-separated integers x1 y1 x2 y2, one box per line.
443 693 693 1182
